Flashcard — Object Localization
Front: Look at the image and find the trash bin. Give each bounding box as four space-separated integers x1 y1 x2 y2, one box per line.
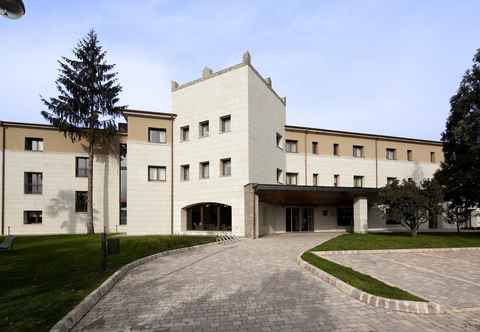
107 238 120 255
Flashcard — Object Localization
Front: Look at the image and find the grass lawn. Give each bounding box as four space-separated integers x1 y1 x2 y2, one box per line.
301 251 424 301
0 234 215 332
310 232 480 251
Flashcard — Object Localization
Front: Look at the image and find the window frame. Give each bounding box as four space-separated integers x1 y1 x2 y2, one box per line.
352 145 364 158
24 172 43 194
75 191 88 213
148 165 167 182
220 158 231 177
25 137 44 152
199 120 209 138
148 127 167 144
430 152 436 163
75 157 89 178
181 164 190 181
333 143 339 156
180 125 190 142
353 175 364 188
387 177 397 185
285 140 298 153
276 133 283 149
199 161 210 179
334 174 339 187
386 148 397 160
276 168 283 184
24 210 42 224
407 149 413 161
286 172 298 185
313 173 319 186
220 115 231 134
312 141 318 154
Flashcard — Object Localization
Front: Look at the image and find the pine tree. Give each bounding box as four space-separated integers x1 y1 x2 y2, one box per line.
436 49 480 218
41 30 126 234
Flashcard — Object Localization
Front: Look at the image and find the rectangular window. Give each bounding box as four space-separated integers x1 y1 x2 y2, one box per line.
277 168 283 183
148 166 166 181
181 164 190 181
24 210 42 224
387 177 397 185
220 158 231 177
24 172 42 194
25 137 44 151
312 141 318 154
285 140 298 153
276 133 283 148
333 143 339 156
199 121 209 137
353 176 364 188
386 148 396 160
200 161 209 179
148 128 167 143
334 174 339 187
220 115 231 133
119 144 127 225
76 157 88 177
407 149 413 161
286 172 298 185
313 173 318 186
180 126 189 141
430 152 436 163
75 191 88 212
353 145 364 158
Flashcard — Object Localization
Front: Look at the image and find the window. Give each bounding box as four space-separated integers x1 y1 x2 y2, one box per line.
387 177 397 185
430 152 436 163
148 128 167 143
187 203 232 231
24 172 42 194
199 162 210 179
199 121 209 137
276 133 283 148
286 172 298 185
407 149 413 161
119 144 127 225
323 210 328 216
220 115 231 133
313 173 318 186
285 140 298 153
277 168 283 183
24 211 42 224
75 191 88 212
353 176 364 188
180 126 189 141
386 148 396 160
76 157 88 177
334 174 339 187
181 164 190 181
312 141 318 154
220 158 231 177
25 137 43 151
148 166 166 181
333 143 339 156
353 145 364 158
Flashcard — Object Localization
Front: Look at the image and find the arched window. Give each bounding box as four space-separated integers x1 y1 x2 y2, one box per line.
186 203 232 231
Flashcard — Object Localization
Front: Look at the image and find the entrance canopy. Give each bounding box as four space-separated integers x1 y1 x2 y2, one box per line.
254 184 378 205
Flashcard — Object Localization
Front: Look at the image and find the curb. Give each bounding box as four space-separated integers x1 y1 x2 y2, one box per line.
50 241 219 332
297 254 445 315
313 247 480 255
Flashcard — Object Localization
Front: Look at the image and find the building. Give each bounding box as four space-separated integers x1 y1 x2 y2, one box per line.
0 52 465 237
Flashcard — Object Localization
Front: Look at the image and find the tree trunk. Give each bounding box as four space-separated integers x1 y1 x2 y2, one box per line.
87 143 95 234
457 222 461 233
410 228 418 237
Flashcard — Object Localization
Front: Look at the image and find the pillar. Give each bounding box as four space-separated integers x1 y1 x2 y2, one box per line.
353 196 368 233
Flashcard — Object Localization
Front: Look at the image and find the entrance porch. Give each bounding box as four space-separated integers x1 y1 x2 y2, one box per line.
244 184 380 238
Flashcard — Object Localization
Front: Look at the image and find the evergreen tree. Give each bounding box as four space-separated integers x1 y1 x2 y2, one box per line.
436 48 480 219
41 30 126 234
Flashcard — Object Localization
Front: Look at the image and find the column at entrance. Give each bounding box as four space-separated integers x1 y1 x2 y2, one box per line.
353 196 368 233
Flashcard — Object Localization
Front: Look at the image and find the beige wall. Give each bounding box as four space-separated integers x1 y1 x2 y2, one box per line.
127 116 173 143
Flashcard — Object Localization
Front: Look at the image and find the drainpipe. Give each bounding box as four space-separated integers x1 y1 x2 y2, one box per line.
1 123 6 235
375 139 378 188
170 114 174 235
304 130 308 185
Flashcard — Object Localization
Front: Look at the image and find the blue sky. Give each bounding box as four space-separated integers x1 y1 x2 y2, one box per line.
2 1 479 140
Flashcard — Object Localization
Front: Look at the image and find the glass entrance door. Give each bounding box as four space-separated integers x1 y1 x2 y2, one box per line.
286 207 314 232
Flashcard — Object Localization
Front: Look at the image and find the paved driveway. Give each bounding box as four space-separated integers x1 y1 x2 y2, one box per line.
75 233 480 332
318 249 480 310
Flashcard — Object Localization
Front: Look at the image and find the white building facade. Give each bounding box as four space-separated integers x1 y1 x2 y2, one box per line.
1 52 469 237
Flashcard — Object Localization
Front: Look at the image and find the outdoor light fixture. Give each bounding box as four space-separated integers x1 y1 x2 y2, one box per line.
0 0 25 19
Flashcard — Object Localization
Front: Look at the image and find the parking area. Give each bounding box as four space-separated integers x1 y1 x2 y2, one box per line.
317 249 480 310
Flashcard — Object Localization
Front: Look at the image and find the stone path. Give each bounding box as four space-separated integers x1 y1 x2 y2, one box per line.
318 249 480 310
74 233 480 331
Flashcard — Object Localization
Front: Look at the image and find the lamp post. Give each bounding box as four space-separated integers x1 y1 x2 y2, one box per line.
0 0 25 19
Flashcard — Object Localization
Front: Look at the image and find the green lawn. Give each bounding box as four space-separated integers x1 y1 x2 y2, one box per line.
301 252 424 301
311 232 480 251
0 234 215 332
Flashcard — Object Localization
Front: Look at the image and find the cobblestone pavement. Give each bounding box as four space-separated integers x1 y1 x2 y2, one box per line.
74 233 480 332
319 249 480 310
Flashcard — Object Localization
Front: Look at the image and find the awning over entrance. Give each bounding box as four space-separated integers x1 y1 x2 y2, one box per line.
254 184 378 205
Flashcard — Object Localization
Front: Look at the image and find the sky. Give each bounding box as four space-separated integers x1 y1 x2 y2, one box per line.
2 1 480 141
